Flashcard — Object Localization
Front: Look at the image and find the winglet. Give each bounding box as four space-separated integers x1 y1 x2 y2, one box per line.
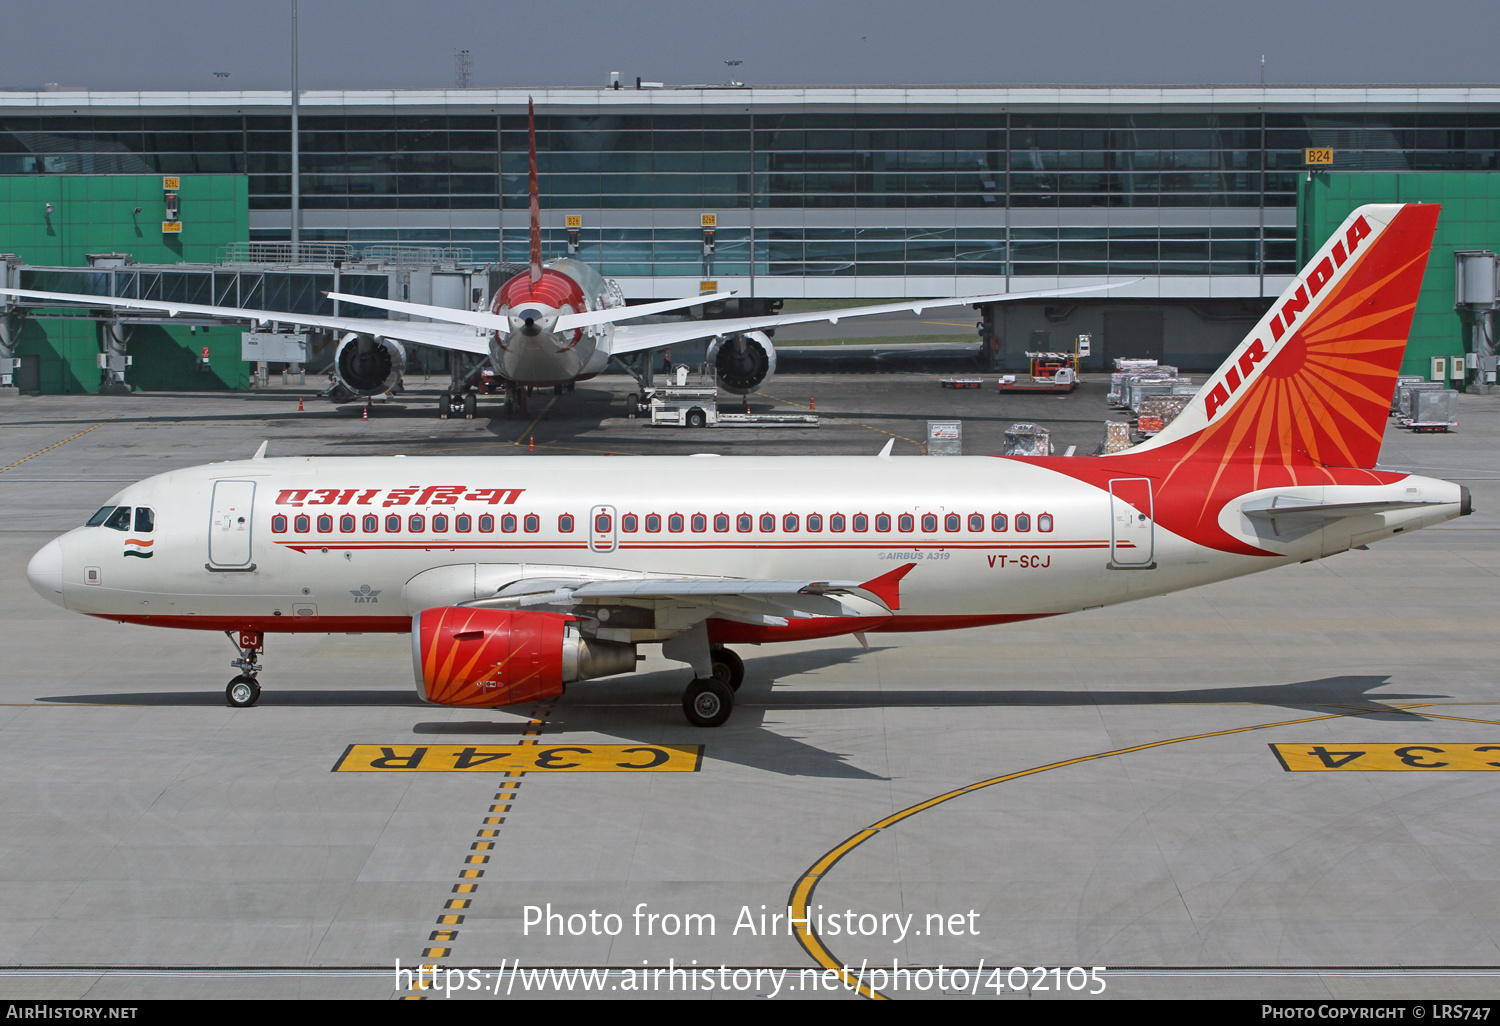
877 438 895 459
527 97 542 284
858 563 915 611
252 440 268 460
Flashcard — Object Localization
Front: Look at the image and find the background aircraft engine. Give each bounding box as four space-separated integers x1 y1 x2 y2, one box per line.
333 332 405 395
706 329 776 394
412 607 637 707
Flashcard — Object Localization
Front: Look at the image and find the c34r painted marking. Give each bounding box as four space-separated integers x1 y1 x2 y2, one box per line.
334 742 703 773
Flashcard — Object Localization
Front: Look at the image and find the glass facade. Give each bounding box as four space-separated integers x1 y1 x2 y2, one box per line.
2 96 1496 283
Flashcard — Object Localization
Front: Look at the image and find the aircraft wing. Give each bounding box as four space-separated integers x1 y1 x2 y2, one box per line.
0 288 492 355
464 564 915 628
605 279 1140 355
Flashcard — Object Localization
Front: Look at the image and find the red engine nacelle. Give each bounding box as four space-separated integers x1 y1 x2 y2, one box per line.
412 607 636 707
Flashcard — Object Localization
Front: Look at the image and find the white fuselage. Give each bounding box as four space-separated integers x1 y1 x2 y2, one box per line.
29 454 1464 638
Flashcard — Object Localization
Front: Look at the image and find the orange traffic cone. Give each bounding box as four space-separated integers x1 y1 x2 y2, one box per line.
362 404 369 422
297 397 304 412
809 395 815 411
528 435 534 452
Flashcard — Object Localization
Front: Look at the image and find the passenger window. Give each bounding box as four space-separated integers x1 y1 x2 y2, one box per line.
783 514 799 533
807 513 822 532
830 514 846 532
737 514 752 533
479 514 494 532
852 514 867 532
340 514 356 533
668 514 683 533
899 514 915 532
992 513 1008 532
524 514 539 533
501 514 515 533
409 514 426 533
134 507 155 533
596 513 612 533
921 514 936 533
362 514 378 533
433 514 449 532
456 514 472 533
104 506 132 531
1015 513 1031 532
946 514 961 532
87 506 117 527
271 514 288 534
646 513 661 533
559 514 574 533
386 515 402 533
317 514 333 533
621 514 637 532
690 514 706 533
876 514 891 532
713 514 729 532
759 513 775 532
1038 513 1053 532
968 513 983 532
294 515 310 533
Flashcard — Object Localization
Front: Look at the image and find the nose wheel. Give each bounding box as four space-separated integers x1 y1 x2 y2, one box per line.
227 675 262 708
224 630 264 708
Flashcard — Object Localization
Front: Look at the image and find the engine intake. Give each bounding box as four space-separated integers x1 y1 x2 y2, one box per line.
412 607 637 707
334 332 405 395
707 330 776 395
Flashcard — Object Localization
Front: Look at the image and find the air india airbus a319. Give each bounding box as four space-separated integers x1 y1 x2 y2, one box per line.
26 202 1468 726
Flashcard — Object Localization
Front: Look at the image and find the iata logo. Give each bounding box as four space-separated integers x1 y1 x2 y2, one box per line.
1202 214 1374 421
351 585 381 604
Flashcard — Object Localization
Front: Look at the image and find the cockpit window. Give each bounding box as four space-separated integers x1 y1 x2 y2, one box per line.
87 506 117 527
134 508 155 533
103 506 132 532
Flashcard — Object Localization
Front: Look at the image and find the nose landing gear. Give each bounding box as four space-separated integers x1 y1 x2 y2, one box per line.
225 630 264 708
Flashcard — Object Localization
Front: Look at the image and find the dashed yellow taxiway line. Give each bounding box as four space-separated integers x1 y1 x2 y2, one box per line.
787 701 1462 1000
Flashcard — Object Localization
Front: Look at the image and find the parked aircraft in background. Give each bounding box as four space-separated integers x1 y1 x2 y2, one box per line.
1 100 1127 417
26 204 1467 727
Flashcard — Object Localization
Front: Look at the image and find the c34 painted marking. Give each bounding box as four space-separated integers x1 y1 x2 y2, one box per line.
1271 743 1500 772
332 743 703 773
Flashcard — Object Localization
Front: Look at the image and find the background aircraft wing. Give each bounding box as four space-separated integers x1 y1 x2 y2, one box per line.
0 287 492 355
606 279 1139 355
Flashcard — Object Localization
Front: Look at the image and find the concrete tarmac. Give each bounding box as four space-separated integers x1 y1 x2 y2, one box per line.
1 376 1498 1000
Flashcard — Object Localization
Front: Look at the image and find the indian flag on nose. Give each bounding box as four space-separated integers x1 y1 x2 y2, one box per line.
123 538 154 558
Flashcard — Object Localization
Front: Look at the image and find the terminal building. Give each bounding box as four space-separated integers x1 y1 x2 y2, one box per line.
0 85 1497 391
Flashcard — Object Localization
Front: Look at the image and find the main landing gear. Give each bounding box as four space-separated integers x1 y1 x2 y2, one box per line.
681 646 745 728
225 630 264 708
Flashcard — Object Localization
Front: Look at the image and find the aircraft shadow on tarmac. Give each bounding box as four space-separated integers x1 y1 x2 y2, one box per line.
37 666 1443 780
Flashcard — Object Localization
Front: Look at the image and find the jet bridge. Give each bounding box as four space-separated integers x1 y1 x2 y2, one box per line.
0 245 516 394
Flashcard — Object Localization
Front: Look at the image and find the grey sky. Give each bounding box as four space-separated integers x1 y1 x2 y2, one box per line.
4 0 1497 92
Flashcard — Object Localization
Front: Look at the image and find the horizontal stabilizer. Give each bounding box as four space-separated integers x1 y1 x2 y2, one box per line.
323 289 740 333
1242 497 1444 523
